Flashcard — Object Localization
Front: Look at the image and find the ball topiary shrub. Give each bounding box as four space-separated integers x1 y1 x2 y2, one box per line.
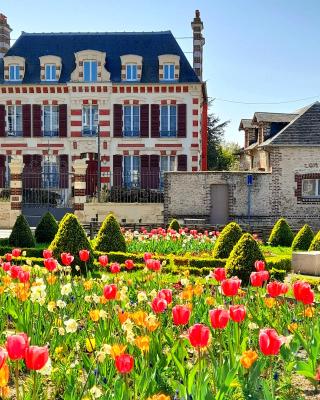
35 212 59 244
49 213 93 274
225 232 265 285
94 213 126 253
291 224 314 251
213 222 242 259
9 215 35 248
169 218 180 232
308 230 320 251
268 217 294 247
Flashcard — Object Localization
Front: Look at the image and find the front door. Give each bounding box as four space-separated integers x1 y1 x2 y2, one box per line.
210 184 229 225
86 159 98 196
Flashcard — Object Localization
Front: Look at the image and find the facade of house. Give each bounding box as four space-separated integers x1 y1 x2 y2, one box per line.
0 11 207 221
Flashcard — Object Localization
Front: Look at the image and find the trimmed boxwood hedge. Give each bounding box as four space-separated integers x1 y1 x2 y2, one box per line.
168 219 180 232
94 214 126 253
268 217 294 247
308 230 320 251
213 222 242 259
291 224 314 251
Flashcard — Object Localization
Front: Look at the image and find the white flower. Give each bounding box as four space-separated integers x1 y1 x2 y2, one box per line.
92 294 100 304
97 344 111 363
75 265 80 271
149 289 157 298
99 310 107 320
30 285 46 305
38 358 52 376
47 302 56 312
248 322 259 330
64 319 78 333
61 283 72 296
122 318 134 333
90 386 103 398
56 300 67 309
137 291 147 303
180 278 189 287
84 295 92 303
58 327 65 336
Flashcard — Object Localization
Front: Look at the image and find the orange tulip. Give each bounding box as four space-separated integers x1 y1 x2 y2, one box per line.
240 350 258 369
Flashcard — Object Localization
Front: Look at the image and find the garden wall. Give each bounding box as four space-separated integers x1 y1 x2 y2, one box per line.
0 202 18 228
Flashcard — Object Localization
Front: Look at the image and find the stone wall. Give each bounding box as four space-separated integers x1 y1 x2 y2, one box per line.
0 202 15 228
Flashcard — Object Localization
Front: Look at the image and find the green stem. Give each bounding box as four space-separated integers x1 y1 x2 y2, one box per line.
15 361 20 400
32 370 37 400
197 347 202 400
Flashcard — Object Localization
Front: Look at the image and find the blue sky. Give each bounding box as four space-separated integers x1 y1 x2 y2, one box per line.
1 0 320 145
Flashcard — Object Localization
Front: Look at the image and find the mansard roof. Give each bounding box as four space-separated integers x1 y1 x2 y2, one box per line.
0 31 200 84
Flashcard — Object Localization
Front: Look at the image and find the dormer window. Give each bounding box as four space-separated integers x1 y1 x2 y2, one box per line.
163 63 175 80
45 64 57 81
83 60 98 82
126 64 138 81
9 65 20 81
158 54 180 81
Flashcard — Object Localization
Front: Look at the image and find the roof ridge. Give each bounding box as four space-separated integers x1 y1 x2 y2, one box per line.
21 30 172 36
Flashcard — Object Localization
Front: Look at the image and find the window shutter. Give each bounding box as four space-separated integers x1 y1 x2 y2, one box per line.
22 105 31 137
140 104 149 137
151 104 160 138
0 155 6 188
59 154 69 188
59 104 68 137
32 105 42 137
113 154 123 187
177 154 187 171
140 155 150 189
177 104 187 138
150 154 160 189
0 106 5 137
113 104 123 137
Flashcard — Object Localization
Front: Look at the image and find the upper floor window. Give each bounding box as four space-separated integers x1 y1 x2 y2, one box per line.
126 64 137 81
9 65 20 81
163 63 175 80
7 105 23 136
123 106 140 137
83 60 98 82
160 105 177 137
45 64 57 81
302 179 320 198
123 156 140 188
82 105 98 136
43 106 59 137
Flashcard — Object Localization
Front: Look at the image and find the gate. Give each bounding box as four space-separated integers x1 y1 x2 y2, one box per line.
22 172 74 226
210 184 229 225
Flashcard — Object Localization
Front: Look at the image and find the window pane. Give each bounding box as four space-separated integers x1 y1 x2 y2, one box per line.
302 179 317 197
170 64 174 79
170 106 177 133
16 106 22 132
161 106 168 132
7 106 14 133
84 61 91 81
83 106 90 128
124 115 131 133
133 106 139 134
52 106 59 132
161 156 168 172
91 61 97 81
169 156 175 171
44 106 51 133
126 65 131 80
92 106 98 128
132 65 137 80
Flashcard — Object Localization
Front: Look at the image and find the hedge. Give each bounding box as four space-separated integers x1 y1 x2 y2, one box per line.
94 214 126 253
291 224 314 251
0 247 44 258
213 222 242 259
268 218 294 247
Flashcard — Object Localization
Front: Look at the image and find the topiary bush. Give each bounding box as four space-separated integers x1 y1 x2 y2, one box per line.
291 224 314 251
268 218 294 247
35 212 59 244
94 213 126 253
169 219 180 232
9 215 35 248
213 222 242 259
225 233 265 284
49 213 93 274
309 230 320 251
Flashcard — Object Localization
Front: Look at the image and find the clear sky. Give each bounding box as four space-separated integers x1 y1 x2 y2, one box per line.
1 0 320 145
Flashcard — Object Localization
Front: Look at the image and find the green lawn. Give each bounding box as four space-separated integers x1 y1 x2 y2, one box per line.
261 245 292 257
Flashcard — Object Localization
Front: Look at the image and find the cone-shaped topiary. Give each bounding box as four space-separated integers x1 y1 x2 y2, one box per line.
225 233 265 285
94 213 126 253
308 230 320 251
35 212 59 244
169 218 180 232
268 218 294 247
213 222 242 259
49 213 93 274
9 214 35 248
292 224 314 251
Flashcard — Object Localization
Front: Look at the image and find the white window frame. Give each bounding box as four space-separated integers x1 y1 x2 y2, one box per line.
83 60 98 82
82 105 99 136
302 178 320 198
123 155 140 188
163 63 175 80
9 64 20 81
43 105 59 136
126 64 138 81
160 105 177 137
7 105 23 136
45 64 57 81
123 105 140 137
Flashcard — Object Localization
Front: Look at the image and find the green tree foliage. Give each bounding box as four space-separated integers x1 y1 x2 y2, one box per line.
35 212 59 244
226 233 265 284
291 224 314 251
213 222 242 259
9 214 35 248
94 213 126 253
309 230 320 251
169 219 180 232
268 218 294 247
49 213 93 274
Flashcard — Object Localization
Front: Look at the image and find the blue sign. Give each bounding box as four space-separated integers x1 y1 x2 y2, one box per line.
247 174 253 186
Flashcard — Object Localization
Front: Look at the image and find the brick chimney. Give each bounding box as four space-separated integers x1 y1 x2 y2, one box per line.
191 10 205 81
0 14 11 58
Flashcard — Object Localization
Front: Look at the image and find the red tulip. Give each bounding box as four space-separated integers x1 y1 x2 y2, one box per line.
0 348 7 369
5 253 12 262
44 258 58 272
172 305 191 325
25 345 49 370
79 250 90 262
103 284 117 300
158 289 172 304
255 260 265 271
229 304 246 323
151 297 167 313
2 262 10 272
12 248 21 258
146 259 161 272
221 277 241 296
61 252 74 266
6 333 29 360
43 249 53 259
293 281 315 305
143 253 153 262
10 265 21 279
209 308 230 329
259 328 283 355
110 263 121 274
115 354 134 374
267 281 288 298
213 268 226 282
125 260 134 270
18 270 30 283
188 324 210 348
250 271 264 287
99 255 108 267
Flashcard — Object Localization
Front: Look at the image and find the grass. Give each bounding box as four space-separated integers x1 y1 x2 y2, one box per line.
261 245 292 257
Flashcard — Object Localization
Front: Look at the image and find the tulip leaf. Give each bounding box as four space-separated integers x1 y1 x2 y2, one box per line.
170 351 185 380
187 362 198 393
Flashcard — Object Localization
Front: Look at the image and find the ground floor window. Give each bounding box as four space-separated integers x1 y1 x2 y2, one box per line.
123 156 140 188
160 155 176 187
302 179 320 198
43 161 59 188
